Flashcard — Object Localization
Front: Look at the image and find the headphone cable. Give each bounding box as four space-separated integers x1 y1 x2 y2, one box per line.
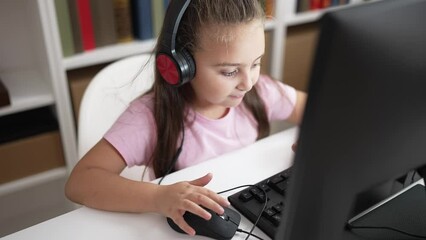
158 118 185 185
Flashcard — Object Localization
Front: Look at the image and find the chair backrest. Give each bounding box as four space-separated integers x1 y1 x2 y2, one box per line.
78 54 155 180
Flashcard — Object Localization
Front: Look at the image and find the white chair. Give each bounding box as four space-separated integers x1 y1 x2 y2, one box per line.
78 54 155 181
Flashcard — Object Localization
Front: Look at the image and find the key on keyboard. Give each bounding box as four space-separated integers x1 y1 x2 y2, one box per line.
228 167 292 238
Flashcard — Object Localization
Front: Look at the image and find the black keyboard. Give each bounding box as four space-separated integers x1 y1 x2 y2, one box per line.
228 167 292 239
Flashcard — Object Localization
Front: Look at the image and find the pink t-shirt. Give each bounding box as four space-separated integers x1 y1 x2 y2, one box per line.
104 75 297 179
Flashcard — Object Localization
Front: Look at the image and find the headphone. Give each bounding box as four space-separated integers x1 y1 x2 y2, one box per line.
156 0 195 86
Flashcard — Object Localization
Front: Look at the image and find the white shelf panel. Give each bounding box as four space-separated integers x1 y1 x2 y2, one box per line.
264 19 275 31
286 10 323 26
285 2 367 27
64 39 157 70
0 70 54 117
0 167 67 196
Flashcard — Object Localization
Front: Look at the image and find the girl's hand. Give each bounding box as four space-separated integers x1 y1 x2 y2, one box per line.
155 173 230 236
292 141 298 152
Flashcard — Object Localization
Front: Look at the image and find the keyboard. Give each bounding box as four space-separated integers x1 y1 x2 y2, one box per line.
228 167 292 238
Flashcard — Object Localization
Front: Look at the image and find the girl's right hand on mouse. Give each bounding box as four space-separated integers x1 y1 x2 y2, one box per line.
155 173 230 236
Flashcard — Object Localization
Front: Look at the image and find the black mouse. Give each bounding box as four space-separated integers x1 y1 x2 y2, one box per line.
167 206 241 240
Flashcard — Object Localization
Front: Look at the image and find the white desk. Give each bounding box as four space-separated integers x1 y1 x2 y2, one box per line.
2 127 298 240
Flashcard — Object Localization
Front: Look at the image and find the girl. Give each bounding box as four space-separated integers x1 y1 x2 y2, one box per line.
65 0 306 236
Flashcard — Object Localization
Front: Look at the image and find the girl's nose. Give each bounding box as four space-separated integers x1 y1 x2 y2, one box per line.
237 71 253 91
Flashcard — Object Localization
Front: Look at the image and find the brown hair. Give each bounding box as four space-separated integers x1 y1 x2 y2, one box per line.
148 0 269 178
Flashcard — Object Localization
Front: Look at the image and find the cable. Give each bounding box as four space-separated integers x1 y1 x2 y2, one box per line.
404 170 417 188
158 119 185 185
411 171 417 184
347 222 426 239
155 126 264 240
236 229 265 240
218 184 269 240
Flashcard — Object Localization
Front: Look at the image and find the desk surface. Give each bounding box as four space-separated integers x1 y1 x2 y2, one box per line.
2 127 298 240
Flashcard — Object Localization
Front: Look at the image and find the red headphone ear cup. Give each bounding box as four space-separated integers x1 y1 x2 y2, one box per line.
156 50 196 86
156 54 180 85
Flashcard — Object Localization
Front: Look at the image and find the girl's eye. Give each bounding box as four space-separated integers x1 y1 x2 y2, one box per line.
222 69 238 77
252 62 261 68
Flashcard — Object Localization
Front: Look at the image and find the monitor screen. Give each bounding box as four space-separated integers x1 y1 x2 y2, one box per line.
275 0 426 239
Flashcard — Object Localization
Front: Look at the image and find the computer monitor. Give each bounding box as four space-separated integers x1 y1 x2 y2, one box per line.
275 0 426 239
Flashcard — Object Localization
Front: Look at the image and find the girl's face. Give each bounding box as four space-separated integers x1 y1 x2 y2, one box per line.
190 20 265 119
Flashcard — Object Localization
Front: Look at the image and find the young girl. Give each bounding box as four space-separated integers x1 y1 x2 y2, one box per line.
65 0 306 236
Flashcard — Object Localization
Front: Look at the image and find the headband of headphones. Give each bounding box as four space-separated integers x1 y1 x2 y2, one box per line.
156 0 195 86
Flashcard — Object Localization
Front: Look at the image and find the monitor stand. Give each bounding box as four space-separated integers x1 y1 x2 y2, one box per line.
348 183 426 240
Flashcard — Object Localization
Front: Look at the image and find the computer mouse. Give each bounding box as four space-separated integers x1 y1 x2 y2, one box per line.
167 206 241 240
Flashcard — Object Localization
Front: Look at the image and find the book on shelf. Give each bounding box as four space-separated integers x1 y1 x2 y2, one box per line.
54 0 75 57
131 0 153 40
76 0 96 51
296 0 350 12
0 77 11 108
333 0 349 6
90 0 118 47
297 0 311 13
151 0 165 37
113 0 134 42
310 0 322 9
332 0 341 5
265 0 274 18
260 0 275 18
67 0 83 53
163 0 170 8
322 0 332 8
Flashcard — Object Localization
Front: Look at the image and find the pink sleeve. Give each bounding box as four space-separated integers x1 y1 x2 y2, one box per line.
103 98 157 167
256 75 297 121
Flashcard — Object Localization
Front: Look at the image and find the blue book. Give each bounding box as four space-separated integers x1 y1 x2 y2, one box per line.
331 0 340 6
163 0 170 9
131 0 153 40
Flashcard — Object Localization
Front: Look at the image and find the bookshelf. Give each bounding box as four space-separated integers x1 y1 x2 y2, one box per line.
0 0 372 194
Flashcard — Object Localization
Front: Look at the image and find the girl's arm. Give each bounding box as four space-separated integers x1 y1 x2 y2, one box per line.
286 90 307 125
65 139 229 236
286 90 307 152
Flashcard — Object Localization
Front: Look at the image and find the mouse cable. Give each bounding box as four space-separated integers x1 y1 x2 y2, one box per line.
217 185 269 240
236 229 264 240
347 222 426 239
